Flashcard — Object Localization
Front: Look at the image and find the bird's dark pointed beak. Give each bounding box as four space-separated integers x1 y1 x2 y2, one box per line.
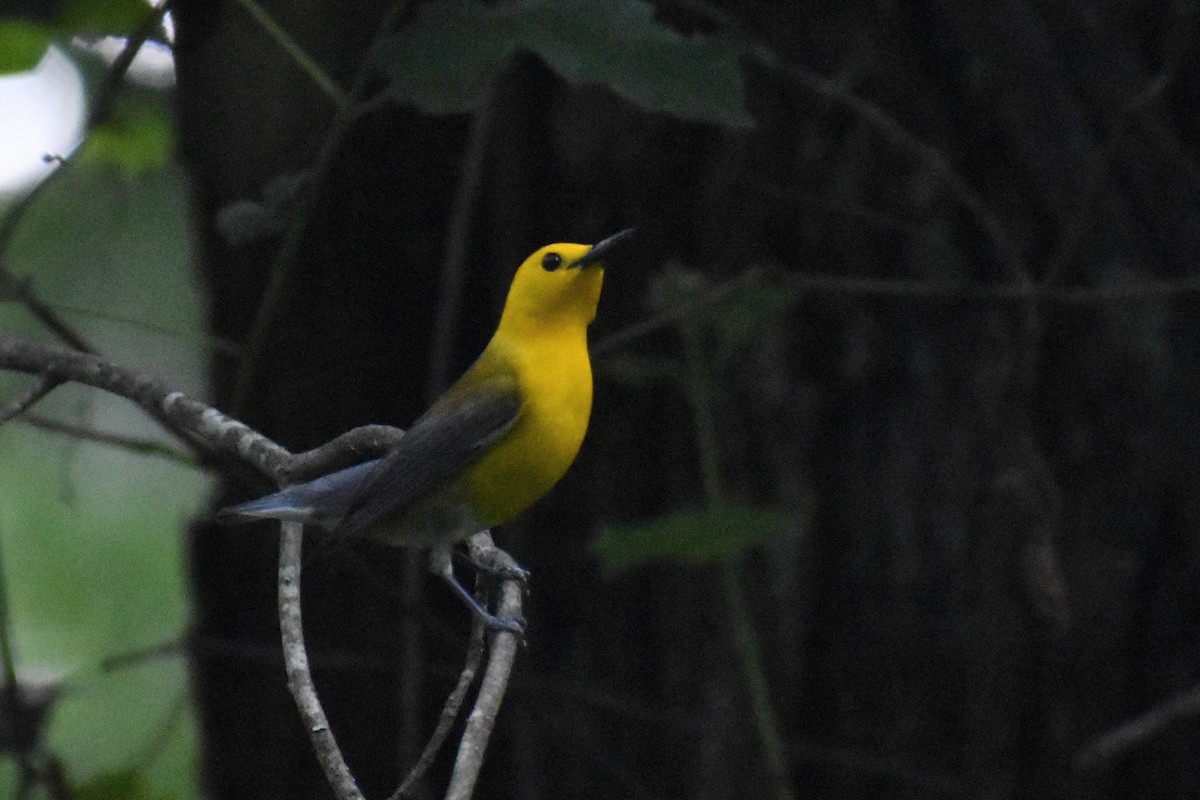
573 228 635 269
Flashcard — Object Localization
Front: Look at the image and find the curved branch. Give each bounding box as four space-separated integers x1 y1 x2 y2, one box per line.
390 621 486 799
278 521 365 800
286 424 406 482
0 333 527 798
446 533 525 800
0 337 405 482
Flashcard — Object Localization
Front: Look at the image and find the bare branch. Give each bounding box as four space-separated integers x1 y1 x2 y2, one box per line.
19 413 196 467
230 0 410 416
593 267 768 357
1075 684 1200 769
446 533 525 800
286 424 405 482
0 337 417 488
596 266 1200 357
0 374 63 424
390 620 486 799
0 331 526 795
0 336 293 470
278 521 365 800
425 60 508 399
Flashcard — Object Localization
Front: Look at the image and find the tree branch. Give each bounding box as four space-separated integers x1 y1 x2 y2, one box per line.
390 619 486 799
445 533 526 800
0 333 527 798
1075 683 1200 769
278 520 365 800
17 413 196 467
0 374 63 424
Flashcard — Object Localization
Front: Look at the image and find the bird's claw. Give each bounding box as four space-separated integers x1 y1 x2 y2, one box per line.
483 612 527 640
495 563 530 587
457 548 531 590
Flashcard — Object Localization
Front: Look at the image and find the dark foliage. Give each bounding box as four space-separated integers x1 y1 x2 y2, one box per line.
175 0 1200 797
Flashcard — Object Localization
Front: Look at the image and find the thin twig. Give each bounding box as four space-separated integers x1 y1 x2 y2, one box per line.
0 516 19 698
99 639 183 673
278 520 365 800
0 337 410 486
445 533 525 800
230 0 409 416
0 374 63 423
232 0 349 109
85 0 173 130
1075 683 1200 769
18 413 197 467
425 60 508 399
675 0 1030 287
391 621 487 799
598 266 1200 357
777 272 1200 302
34 299 244 360
7 283 96 354
593 268 767 357
1042 52 1185 289
678 320 795 800
285 424 405 480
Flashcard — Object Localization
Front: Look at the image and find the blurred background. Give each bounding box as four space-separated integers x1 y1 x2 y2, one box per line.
3 1 1200 798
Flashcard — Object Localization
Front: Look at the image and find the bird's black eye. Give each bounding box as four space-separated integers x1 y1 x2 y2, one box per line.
541 252 563 271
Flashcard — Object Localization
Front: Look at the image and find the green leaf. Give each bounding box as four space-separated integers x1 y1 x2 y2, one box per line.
593 501 789 575
77 99 173 174
374 0 511 113
526 0 751 127
375 0 752 126
0 21 52 74
57 0 151 37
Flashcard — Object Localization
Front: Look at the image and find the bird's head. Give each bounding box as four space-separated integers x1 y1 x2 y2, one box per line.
499 230 634 333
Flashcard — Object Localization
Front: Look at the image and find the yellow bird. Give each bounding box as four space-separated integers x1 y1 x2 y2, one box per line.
220 230 634 630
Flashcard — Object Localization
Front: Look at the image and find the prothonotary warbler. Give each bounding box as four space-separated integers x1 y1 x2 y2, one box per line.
220 229 634 631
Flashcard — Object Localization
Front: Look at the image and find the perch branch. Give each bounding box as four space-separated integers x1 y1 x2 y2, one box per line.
0 333 526 798
445 533 525 800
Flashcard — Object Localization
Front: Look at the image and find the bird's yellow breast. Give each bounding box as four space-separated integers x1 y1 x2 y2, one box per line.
463 325 593 527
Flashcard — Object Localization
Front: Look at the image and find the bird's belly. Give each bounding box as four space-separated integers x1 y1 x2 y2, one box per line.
465 354 592 527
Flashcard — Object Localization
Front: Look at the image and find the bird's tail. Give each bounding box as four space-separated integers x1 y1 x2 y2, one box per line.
215 458 381 528
215 493 316 525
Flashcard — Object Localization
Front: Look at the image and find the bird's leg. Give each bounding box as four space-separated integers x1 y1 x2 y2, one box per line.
428 546 525 634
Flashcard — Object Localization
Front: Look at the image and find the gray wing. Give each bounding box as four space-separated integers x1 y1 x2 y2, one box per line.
333 382 521 539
